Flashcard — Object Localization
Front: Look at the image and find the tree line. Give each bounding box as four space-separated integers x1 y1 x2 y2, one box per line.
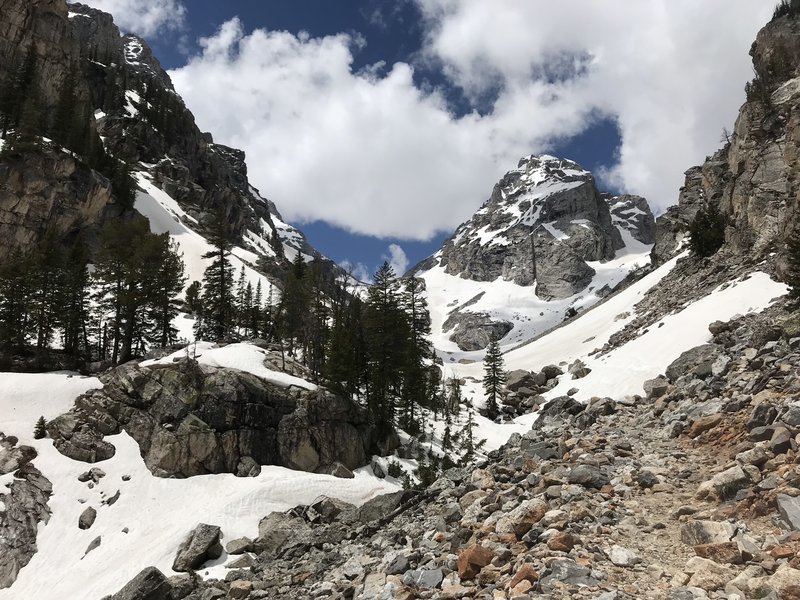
0 220 184 369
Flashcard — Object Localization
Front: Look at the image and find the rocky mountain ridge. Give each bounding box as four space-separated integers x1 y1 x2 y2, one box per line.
0 0 328 285
428 155 652 300
417 155 655 355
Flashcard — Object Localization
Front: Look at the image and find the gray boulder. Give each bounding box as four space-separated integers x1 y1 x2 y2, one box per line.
506 370 539 392
172 524 223 572
443 311 513 351
665 345 723 382
48 359 374 478
777 495 800 531
643 376 670 399
539 558 600 593
78 506 97 530
108 566 172 600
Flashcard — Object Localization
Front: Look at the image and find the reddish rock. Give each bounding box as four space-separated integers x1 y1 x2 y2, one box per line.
771 545 796 559
547 532 578 552
509 563 539 588
458 544 495 580
694 542 743 564
688 414 723 439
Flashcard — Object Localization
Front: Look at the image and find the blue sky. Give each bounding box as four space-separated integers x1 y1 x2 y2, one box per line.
79 0 772 279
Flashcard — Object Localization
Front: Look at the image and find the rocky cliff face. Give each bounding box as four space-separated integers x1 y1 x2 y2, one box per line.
47 357 376 478
0 149 119 256
0 434 51 590
653 12 800 268
0 0 119 258
0 0 332 283
435 155 630 301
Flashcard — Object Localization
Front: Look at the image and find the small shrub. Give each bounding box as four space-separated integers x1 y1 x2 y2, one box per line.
689 203 726 257
386 459 404 479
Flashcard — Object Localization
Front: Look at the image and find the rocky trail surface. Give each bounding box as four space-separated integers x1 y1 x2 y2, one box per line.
103 303 800 599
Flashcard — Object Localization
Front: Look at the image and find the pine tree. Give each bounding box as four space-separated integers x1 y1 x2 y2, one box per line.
58 236 91 361
143 235 186 348
398 277 432 432
0 249 32 355
280 253 311 354
304 263 330 379
29 230 61 363
52 66 78 148
195 210 235 341
325 296 366 399
33 416 47 440
185 281 202 314
363 262 407 436
482 336 506 421
457 400 486 467
250 280 263 337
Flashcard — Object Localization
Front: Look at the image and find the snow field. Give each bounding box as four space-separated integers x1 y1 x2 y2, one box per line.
434 259 786 450
141 341 318 391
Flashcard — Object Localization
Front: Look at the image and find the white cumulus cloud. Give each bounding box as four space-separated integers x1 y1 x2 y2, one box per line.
169 3 772 240
73 0 187 37
383 244 410 277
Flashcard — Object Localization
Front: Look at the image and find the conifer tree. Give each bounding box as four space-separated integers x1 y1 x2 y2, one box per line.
93 219 149 364
29 231 61 362
457 400 486 466
0 249 32 355
250 280 263 337
364 262 407 436
144 235 185 347
33 416 47 440
280 253 311 353
185 281 202 314
326 296 366 399
196 210 235 341
482 336 506 421
58 236 91 361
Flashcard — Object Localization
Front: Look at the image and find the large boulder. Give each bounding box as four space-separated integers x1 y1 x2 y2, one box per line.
172 524 222 572
48 358 375 478
665 344 723 382
278 390 373 472
108 567 172 600
443 311 513 351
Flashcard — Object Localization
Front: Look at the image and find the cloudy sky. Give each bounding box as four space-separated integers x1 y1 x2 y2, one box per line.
78 0 773 277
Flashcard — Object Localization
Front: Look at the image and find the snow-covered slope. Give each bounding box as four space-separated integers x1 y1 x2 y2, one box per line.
0 359 397 600
434 256 788 453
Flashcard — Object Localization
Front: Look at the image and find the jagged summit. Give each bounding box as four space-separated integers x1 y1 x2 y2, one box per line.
430 153 652 299
415 153 655 355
